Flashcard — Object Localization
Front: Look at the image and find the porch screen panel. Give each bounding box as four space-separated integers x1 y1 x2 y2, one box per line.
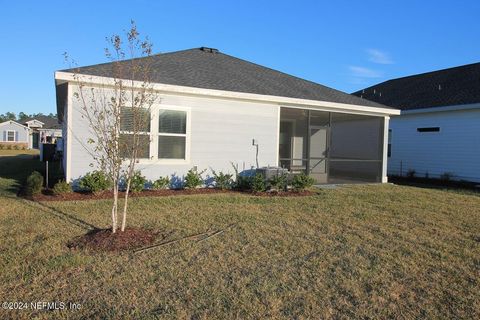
279 108 308 172
328 113 383 183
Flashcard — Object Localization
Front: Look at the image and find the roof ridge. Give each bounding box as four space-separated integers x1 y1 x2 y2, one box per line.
61 47 203 72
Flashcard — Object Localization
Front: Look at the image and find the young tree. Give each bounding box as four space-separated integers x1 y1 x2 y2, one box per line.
69 21 156 233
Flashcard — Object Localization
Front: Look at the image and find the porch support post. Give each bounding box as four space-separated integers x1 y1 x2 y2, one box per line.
381 116 390 183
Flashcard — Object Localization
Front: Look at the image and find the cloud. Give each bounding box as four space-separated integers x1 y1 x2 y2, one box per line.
348 66 383 78
366 49 393 64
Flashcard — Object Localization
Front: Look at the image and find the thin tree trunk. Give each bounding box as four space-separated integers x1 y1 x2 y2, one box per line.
112 178 118 233
121 176 131 232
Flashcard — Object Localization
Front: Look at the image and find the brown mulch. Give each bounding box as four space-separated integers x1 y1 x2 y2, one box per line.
26 188 316 202
67 227 158 252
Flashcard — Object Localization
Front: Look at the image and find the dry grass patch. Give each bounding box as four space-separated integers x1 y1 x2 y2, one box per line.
0 180 479 318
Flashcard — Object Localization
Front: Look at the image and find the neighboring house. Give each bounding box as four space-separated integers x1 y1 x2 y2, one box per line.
352 62 480 182
0 120 30 148
21 115 62 149
55 47 399 184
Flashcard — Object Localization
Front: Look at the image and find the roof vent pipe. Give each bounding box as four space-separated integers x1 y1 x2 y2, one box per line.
200 47 219 54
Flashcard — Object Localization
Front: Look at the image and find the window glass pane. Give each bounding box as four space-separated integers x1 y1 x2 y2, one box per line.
7 131 15 141
120 107 151 132
119 134 150 159
158 136 185 159
159 110 186 134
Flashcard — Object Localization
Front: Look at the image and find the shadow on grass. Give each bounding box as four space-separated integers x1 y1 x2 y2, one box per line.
389 176 480 195
20 198 99 231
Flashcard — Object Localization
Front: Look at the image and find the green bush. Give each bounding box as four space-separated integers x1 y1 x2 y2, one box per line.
25 171 43 195
128 170 147 192
251 173 267 192
269 174 288 191
291 173 315 191
79 171 111 193
211 169 233 190
406 169 416 179
184 168 206 189
0 144 4 150
6 144 12 150
151 176 170 190
440 172 453 182
52 180 72 195
230 162 252 191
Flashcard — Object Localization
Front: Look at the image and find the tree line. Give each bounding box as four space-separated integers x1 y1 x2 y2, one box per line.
0 112 57 123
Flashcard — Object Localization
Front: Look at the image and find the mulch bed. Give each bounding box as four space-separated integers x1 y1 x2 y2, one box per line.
25 188 316 202
67 227 158 252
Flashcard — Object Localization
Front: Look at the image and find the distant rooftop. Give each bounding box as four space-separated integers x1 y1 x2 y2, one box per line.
352 62 480 110
23 115 61 129
63 47 390 109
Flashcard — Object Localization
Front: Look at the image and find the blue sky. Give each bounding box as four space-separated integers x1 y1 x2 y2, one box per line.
1 0 479 115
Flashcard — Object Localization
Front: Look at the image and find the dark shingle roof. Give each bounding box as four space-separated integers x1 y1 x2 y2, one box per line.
23 115 61 129
352 62 480 110
64 47 390 109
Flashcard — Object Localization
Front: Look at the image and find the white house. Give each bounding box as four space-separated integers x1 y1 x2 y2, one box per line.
21 116 62 149
55 47 399 184
0 120 30 148
353 62 480 182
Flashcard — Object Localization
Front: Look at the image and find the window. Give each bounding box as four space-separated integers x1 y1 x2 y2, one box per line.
417 127 440 132
7 130 16 142
118 106 189 161
388 129 392 157
119 107 151 159
158 110 187 159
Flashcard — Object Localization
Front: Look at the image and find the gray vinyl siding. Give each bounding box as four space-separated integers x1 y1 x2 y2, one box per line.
388 108 480 182
0 121 29 142
66 83 279 182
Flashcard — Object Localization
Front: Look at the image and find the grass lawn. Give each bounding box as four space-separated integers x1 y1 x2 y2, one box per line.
0 156 479 319
0 149 39 156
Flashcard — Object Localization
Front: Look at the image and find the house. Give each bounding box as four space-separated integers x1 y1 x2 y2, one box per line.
21 115 62 149
352 62 480 182
54 47 400 184
0 120 30 148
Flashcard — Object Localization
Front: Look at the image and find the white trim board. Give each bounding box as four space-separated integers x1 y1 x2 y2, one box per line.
55 71 400 117
400 103 480 115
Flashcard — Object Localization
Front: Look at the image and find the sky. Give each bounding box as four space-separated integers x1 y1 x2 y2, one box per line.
0 0 479 115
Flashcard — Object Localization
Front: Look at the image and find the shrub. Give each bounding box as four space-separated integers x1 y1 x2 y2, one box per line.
291 173 315 191
184 168 206 189
6 144 12 150
151 176 170 190
25 171 43 195
211 169 234 190
230 162 252 191
269 173 288 191
251 173 267 192
0 144 4 150
52 180 72 195
440 172 453 182
12 144 19 150
406 169 416 179
128 170 147 192
79 171 111 193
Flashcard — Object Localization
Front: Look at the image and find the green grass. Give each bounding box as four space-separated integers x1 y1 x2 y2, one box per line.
0 157 479 319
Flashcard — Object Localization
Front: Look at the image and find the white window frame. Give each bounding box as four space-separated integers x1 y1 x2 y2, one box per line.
132 104 191 165
7 130 16 142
